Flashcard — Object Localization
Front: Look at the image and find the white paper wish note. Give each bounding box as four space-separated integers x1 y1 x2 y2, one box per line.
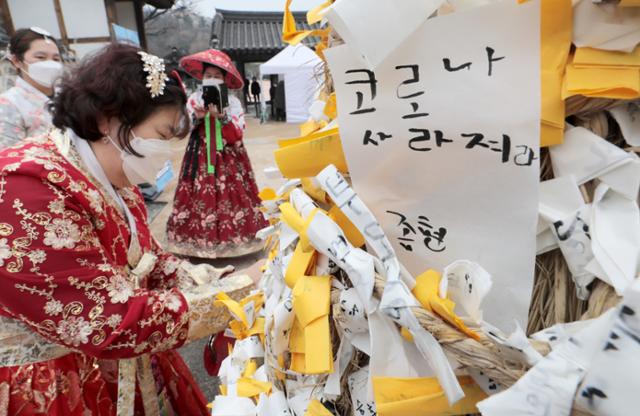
325 0 444 69
325 0 540 331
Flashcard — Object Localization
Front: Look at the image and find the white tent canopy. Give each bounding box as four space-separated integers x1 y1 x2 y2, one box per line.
260 44 323 124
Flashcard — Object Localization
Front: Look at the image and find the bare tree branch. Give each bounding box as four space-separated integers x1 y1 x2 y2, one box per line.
144 0 197 23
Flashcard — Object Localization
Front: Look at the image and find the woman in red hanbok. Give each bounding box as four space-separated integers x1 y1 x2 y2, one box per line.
0 44 254 415
166 49 268 259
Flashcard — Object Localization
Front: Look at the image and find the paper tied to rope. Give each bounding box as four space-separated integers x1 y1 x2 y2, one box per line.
539 175 596 300
303 400 333 416
290 274 334 374
284 187 456 400
481 321 543 367
274 126 347 179
323 336 355 400
412 268 480 340
550 129 640 295
316 165 408 289
270 295 295 357
531 319 594 349
379 279 465 405
215 292 265 340
441 260 493 327
550 126 640 201
236 377 272 399
373 374 487 416
348 366 377 416
313 166 463 404
477 308 617 416
301 178 328 204
574 278 640 415
285 382 322 416
590 183 640 295
295 192 378 313
573 0 640 53
315 253 340 276
256 389 293 416
335 287 371 354
231 336 265 364
609 102 640 147
211 395 256 416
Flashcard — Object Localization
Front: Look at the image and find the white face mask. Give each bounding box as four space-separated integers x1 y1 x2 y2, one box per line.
22 60 64 88
107 132 173 186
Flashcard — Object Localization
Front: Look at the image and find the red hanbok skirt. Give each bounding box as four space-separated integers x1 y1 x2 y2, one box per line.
0 350 208 415
166 127 267 259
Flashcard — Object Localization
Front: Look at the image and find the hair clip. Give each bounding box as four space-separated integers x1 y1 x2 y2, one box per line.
138 51 169 98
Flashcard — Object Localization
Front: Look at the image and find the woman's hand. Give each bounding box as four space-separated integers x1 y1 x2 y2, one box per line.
193 104 227 121
208 104 226 120
193 104 207 120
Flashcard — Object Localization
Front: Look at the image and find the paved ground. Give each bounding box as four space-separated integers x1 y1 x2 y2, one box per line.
147 115 298 401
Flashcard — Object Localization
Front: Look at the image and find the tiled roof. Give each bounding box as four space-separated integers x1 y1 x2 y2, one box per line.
211 9 319 57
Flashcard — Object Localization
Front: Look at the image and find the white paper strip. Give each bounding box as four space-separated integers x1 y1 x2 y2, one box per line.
325 0 444 69
590 184 640 295
573 0 640 53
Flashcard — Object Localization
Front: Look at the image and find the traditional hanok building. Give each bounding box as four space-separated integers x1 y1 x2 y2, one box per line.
0 0 176 59
209 9 320 78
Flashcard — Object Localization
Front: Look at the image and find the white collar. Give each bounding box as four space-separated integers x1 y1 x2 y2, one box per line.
69 131 138 237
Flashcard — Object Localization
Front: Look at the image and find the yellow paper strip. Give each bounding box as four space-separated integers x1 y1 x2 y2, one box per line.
563 62 640 100
304 399 333 416
540 0 572 147
283 0 327 45
237 378 272 398
373 376 487 416
307 0 333 24
574 46 640 68
328 205 365 248
275 133 348 178
412 270 479 340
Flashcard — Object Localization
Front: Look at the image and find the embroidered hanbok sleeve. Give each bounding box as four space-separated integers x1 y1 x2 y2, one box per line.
0 172 192 359
0 97 26 148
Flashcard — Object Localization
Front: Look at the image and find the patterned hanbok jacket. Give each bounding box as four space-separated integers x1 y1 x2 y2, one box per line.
0 77 52 149
0 129 251 415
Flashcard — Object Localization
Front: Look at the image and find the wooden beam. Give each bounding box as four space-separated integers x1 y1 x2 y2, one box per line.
68 36 112 44
52 0 69 46
0 0 15 35
104 0 118 40
133 0 148 50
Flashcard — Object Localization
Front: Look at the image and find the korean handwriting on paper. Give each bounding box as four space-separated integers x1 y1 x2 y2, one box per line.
387 211 447 253
354 399 377 416
344 47 537 168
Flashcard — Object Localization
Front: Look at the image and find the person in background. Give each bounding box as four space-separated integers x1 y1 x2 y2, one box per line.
250 76 261 117
250 76 261 103
243 75 250 107
0 43 261 415
275 79 286 121
269 79 277 120
0 27 62 149
167 49 268 259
